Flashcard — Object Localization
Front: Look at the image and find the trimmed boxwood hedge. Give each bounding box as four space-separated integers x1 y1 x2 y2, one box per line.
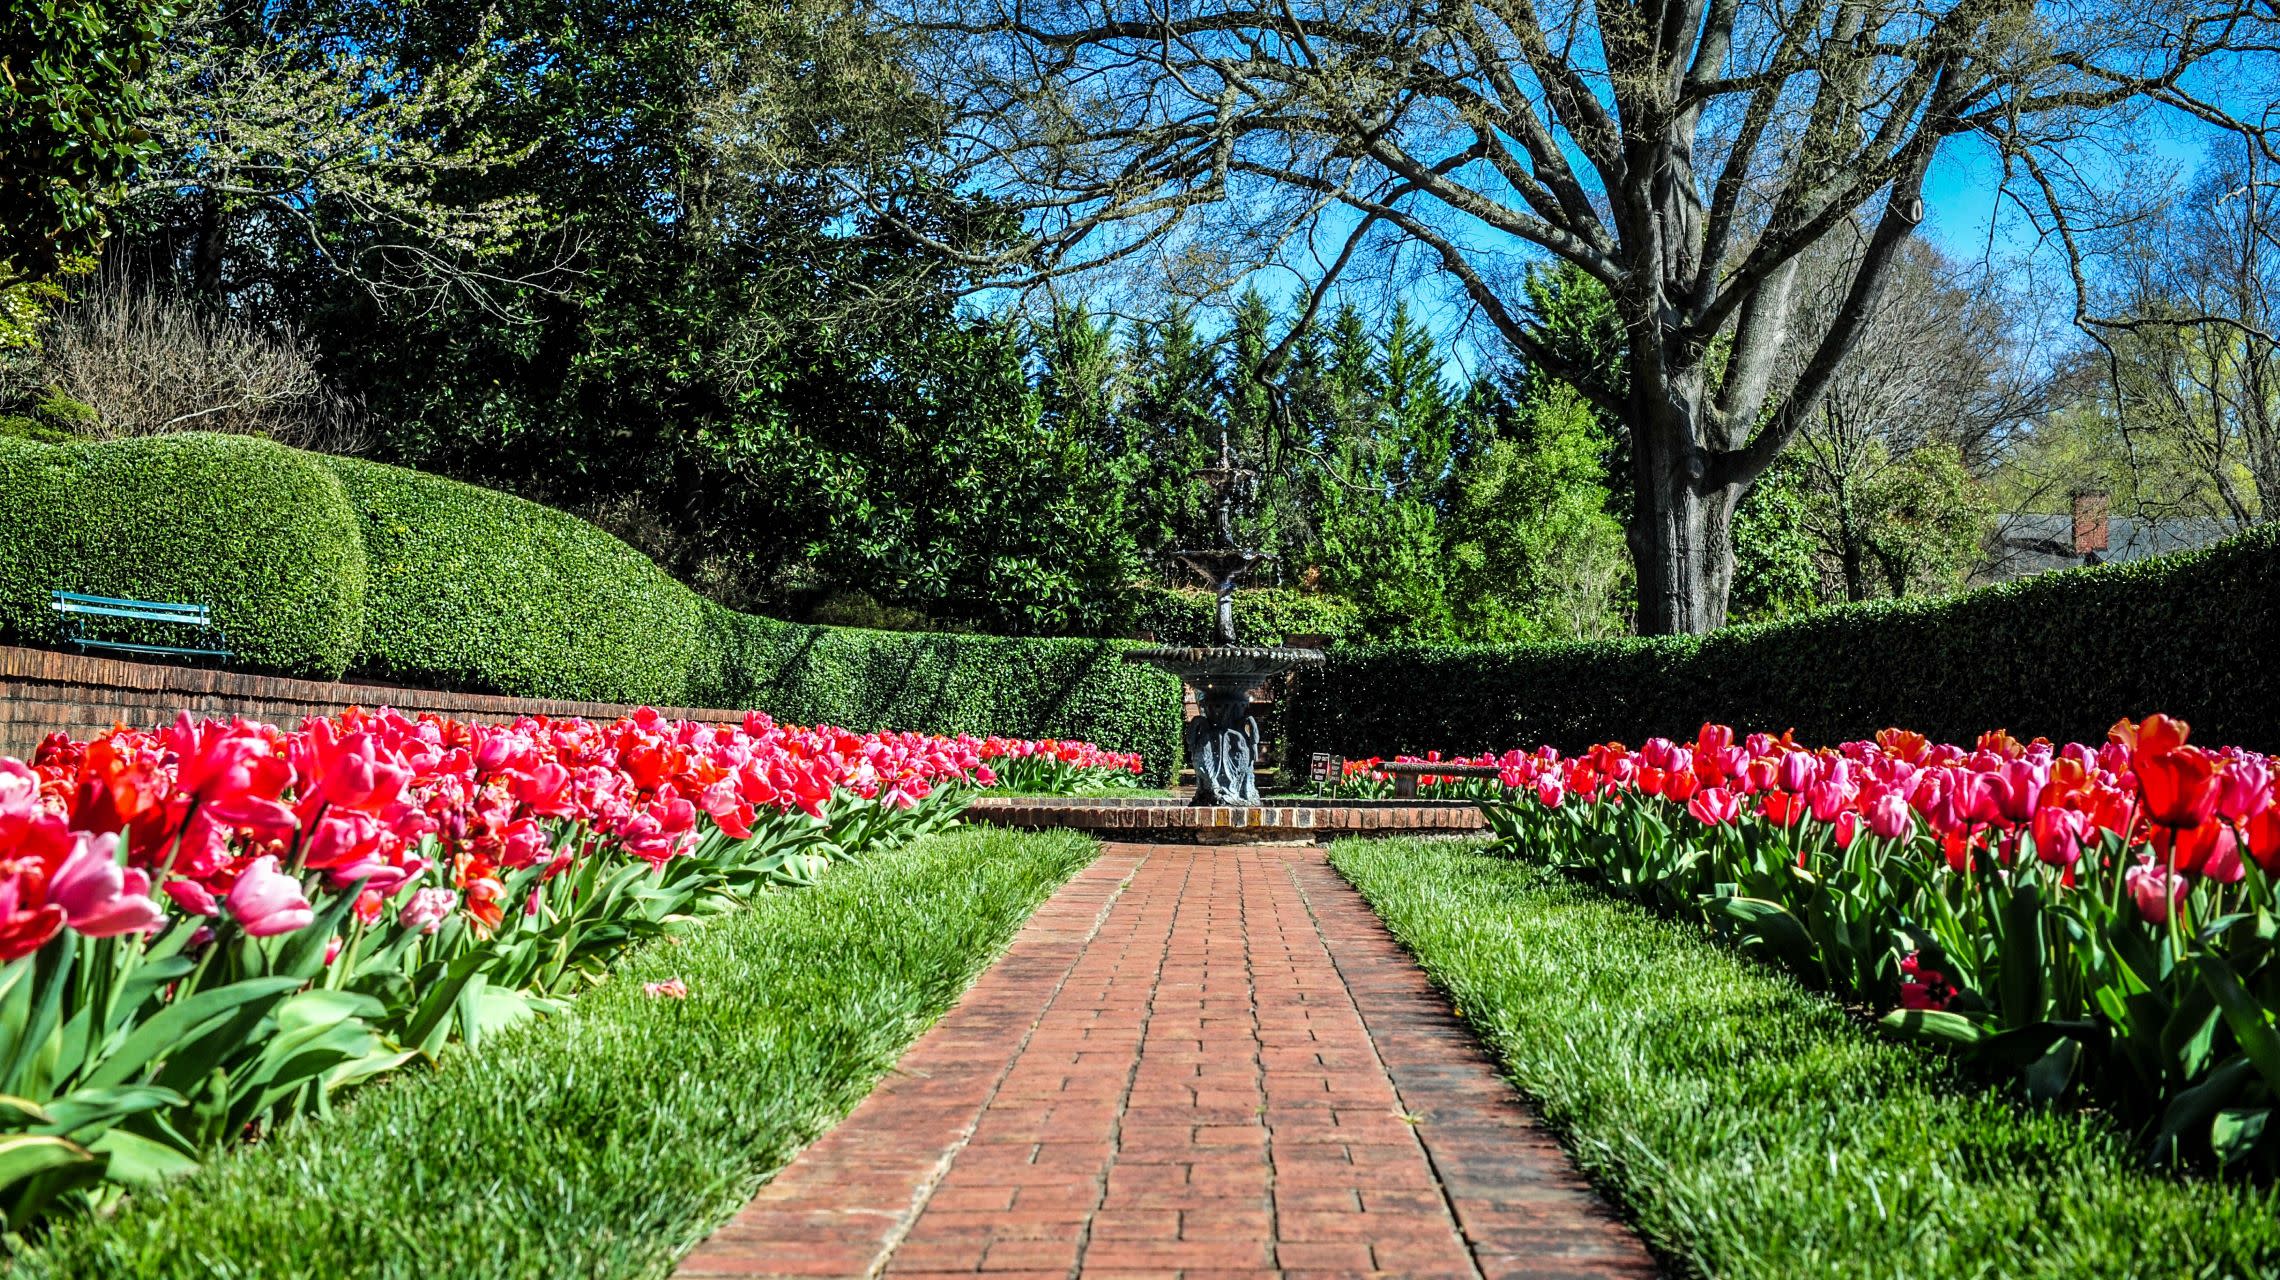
1286 522 2280 759
323 456 710 705
1126 583 1360 646
0 434 368 675
0 435 1182 778
693 608 1183 777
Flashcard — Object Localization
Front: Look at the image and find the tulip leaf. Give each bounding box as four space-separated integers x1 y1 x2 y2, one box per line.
2021 1036 2081 1103
1998 883 2049 1028
81 977 303 1089
2152 1055 2259 1164
1878 1008 1992 1046
0 1134 96 1194
2199 955 2280 1096
2211 1107 2271 1166
84 1128 198 1188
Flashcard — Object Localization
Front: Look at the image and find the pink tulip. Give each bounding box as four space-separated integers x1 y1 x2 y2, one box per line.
164 878 219 917
398 887 458 934
1866 792 1915 842
2030 806 2087 868
2218 756 2272 824
643 977 689 999
2125 860 2188 926
49 832 166 937
1687 788 1742 826
226 856 315 937
1777 751 1816 795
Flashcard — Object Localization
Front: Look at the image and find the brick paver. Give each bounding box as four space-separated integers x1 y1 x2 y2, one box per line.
676 844 1655 1280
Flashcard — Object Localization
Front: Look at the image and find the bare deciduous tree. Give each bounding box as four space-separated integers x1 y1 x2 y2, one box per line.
2100 145 2280 527
897 0 2279 631
41 282 365 452
1791 236 2043 597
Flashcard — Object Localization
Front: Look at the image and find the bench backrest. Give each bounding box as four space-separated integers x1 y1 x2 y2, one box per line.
1376 761 1507 778
50 591 215 628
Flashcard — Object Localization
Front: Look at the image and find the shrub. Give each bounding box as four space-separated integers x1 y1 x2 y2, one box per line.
324 455 711 704
1125 583 1360 645
1287 523 2280 759
0 434 1184 774
0 433 367 674
693 607 1182 783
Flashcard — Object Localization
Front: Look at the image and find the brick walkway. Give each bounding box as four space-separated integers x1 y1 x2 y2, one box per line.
677 844 1655 1280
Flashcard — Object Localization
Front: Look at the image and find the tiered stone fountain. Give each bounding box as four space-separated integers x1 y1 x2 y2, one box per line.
1121 434 1321 805
964 432 1484 843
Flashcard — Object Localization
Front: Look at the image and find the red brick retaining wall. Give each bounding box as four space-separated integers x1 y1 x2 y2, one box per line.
0 645 750 759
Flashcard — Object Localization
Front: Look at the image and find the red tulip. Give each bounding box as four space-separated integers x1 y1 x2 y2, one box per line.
2249 807 2280 875
2138 746 2224 829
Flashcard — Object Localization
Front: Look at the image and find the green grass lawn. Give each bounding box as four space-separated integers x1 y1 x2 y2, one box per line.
12 826 1096 1280
1330 836 2280 1280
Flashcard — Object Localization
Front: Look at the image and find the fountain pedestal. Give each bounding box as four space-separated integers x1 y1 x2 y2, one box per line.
1123 645 1323 805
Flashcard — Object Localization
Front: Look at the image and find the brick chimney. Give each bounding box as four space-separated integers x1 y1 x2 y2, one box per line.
2071 491 2110 556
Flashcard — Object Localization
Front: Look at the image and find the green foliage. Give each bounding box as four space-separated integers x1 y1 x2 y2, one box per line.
1126 584 1360 645
1441 383 1631 640
0 434 1181 773
1286 522 2280 759
0 0 167 287
0 416 75 445
0 433 367 675
1729 456 1820 623
1332 838 2280 1278
323 455 709 703
12 828 1097 1279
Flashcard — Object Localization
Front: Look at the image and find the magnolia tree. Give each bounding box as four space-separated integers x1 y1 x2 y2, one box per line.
895 0 2280 632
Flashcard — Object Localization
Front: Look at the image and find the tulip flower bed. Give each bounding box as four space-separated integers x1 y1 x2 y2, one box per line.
1385 716 2280 1174
974 736 1145 793
1332 837 2280 1277
12 826 1096 1279
0 706 1132 1236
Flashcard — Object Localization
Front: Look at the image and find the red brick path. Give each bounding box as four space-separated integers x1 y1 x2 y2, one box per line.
676 844 1656 1280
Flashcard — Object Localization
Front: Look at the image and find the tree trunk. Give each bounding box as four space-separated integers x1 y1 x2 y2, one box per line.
1626 381 1740 635
193 193 228 303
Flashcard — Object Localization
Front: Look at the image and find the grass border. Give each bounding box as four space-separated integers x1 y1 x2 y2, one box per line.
1330 836 2280 1280
12 826 1098 1279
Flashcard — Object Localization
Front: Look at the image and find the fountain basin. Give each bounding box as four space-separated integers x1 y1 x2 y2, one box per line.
966 794 1486 845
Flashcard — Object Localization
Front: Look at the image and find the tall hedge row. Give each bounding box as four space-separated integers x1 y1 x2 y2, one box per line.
0 435 368 673
1286 523 2280 759
0 435 1183 777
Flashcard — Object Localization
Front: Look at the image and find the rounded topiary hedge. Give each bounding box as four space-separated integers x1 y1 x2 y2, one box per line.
0 434 1184 778
323 456 710 704
0 433 368 675
1285 523 2280 759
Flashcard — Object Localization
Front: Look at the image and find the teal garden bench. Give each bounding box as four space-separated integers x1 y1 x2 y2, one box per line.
50 591 232 662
